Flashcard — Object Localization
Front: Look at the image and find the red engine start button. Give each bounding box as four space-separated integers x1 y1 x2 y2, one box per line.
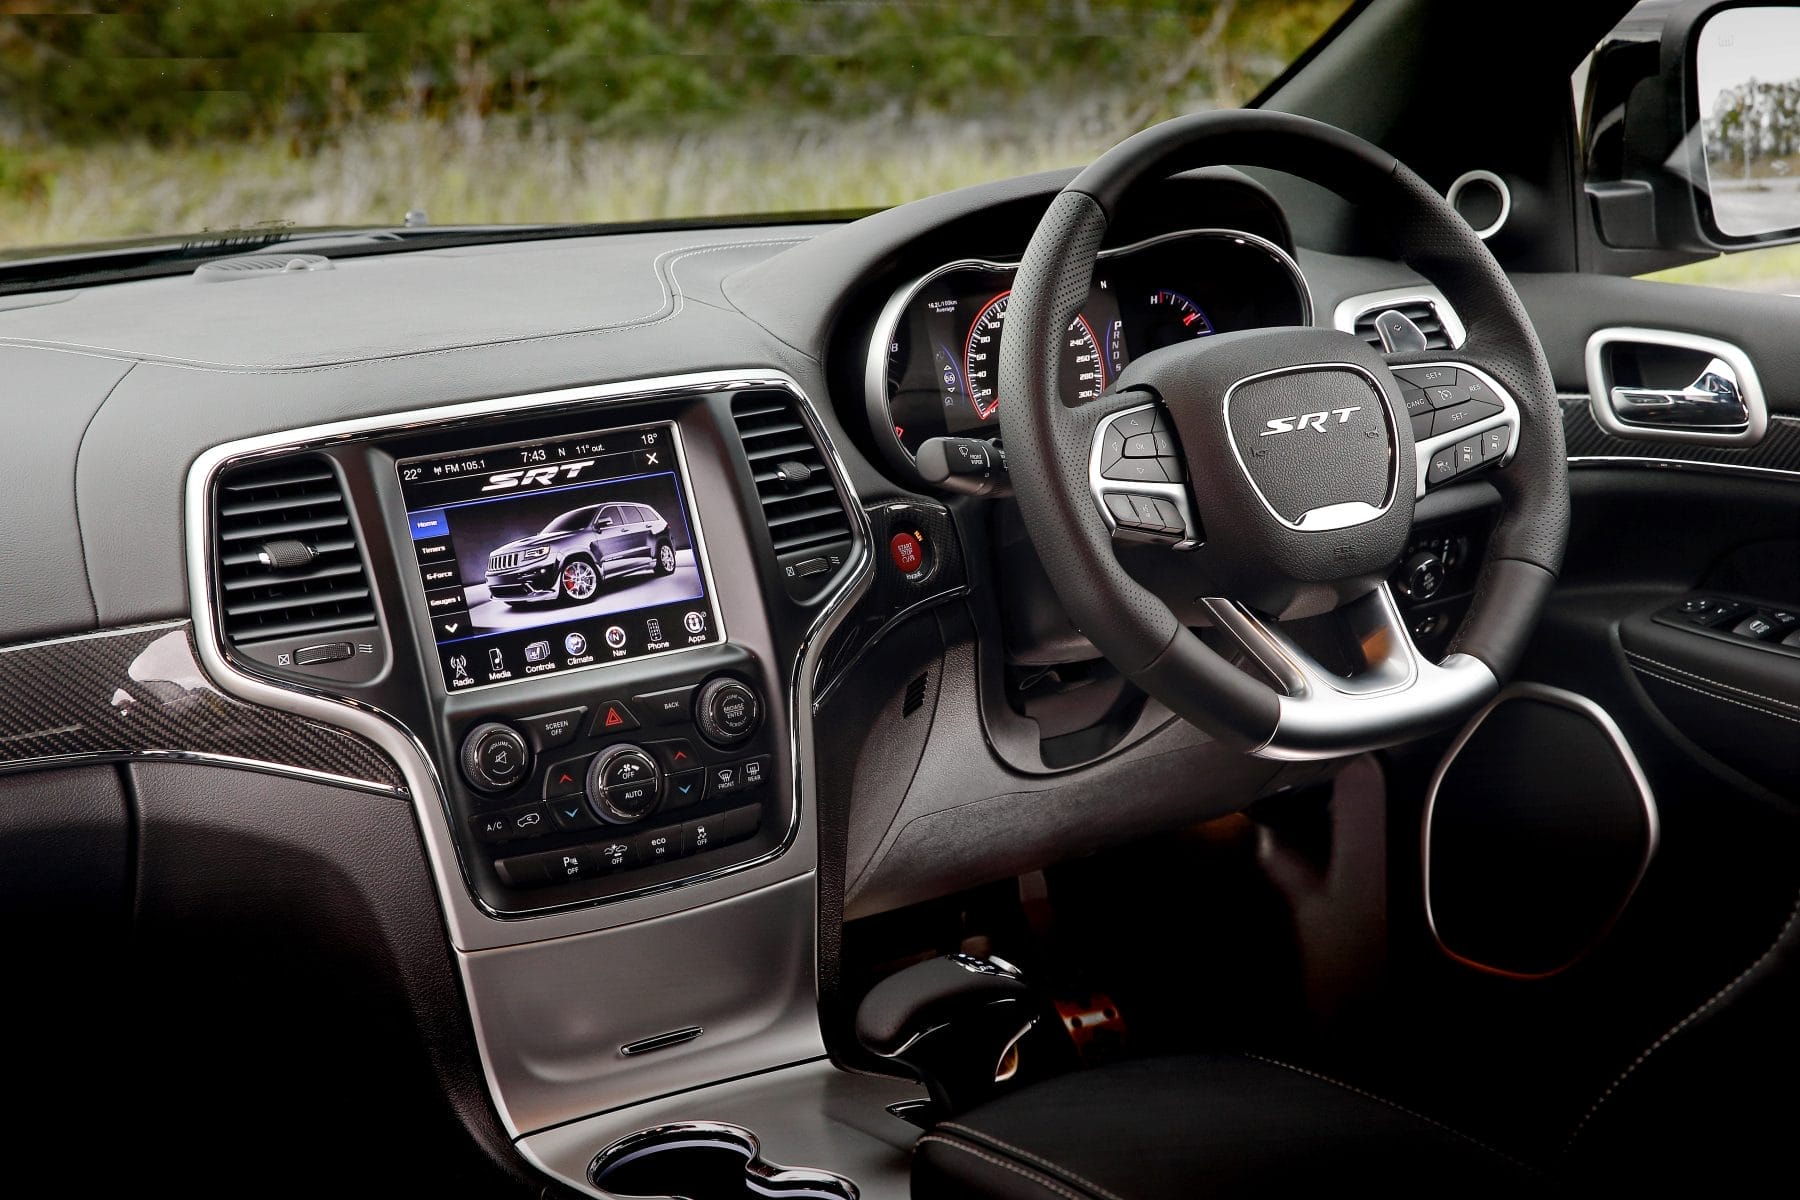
889 530 927 578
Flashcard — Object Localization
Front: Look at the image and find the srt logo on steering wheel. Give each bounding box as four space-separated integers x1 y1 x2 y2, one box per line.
1260 405 1363 436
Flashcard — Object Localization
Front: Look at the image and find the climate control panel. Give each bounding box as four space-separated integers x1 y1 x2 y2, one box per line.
449 662 779 908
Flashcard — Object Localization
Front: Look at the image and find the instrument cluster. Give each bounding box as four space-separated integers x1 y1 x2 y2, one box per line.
866 229 1312 477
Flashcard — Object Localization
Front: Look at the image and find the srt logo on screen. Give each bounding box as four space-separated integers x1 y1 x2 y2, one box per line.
1260 406 1362 436
480 460 598 491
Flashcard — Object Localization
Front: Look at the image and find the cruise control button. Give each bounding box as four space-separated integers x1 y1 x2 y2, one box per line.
1457 371 1502 405
1395 366 1458 391
632 825 683 865
522 707 588 751
591 700 639 735
664 769 706 810
1425 382 1472 410
706 763 744 797
1400 384 1432 420
1431 400 1499 437
1411 413 1435 442
543 756 592 800
633 685 696 726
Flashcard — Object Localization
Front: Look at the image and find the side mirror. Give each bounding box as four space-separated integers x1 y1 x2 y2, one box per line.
1584 1 1800 251
595 517 614 528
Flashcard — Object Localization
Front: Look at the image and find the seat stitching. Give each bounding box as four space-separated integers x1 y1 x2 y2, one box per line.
1624 651 1800 713
937 1123 1130 1200
1563 885 1800 1154
1240 1054 1539 1173
918 1134 1094 1200
1629 667 1800 727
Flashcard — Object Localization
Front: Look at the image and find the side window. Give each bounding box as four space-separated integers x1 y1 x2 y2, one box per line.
630 505 651 524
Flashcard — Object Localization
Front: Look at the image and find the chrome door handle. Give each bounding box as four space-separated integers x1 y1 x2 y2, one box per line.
1608 357 1749 429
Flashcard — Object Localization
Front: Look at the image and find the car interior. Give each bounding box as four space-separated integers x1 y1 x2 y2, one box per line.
5 0 1799 1195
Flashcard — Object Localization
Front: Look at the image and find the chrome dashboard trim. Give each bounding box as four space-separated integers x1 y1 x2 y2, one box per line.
1422 682 1659 980
184 368 874 952
0 747 404 797
865 227 1315 478
1567 454 1800 482
1330 284 1468 349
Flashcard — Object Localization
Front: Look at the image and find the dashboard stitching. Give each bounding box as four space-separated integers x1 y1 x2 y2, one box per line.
0 237 808 375
70 358 137 630
1623 651 1800 713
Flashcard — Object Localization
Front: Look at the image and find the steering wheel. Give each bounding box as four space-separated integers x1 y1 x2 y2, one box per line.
1000 111 1568 759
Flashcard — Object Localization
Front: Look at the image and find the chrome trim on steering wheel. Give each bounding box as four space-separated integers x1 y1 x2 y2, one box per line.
1203 585 1499 761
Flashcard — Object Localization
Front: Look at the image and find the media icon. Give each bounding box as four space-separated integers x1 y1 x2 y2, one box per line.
683 611 707 635
564 631 588 656
605 625 628 649
524 639 551 664
646 618 664 643
489 647 505 673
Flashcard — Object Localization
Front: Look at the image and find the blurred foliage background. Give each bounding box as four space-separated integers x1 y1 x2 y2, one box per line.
0 0 1347 245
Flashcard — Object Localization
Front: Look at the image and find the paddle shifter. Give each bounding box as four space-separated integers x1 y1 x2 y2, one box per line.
854 954 1037 1120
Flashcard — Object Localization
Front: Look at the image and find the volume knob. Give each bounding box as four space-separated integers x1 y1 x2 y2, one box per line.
460 722 530 795
586 744 662 824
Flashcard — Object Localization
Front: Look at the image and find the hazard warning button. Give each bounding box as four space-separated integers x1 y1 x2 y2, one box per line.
589 699 642 736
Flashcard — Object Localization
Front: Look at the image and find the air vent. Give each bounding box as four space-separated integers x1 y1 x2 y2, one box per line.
194 254 333 281
1353 299 1454 351
731 390 853 565
214 456 374 645
903 672 929 718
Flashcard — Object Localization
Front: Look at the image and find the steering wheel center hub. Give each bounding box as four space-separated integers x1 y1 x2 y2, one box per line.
1224 363 1394 530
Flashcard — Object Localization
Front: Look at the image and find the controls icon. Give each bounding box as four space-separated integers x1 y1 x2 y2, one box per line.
565 631 588 656
684 611 707 635
524 639 551 664
605 625 628 649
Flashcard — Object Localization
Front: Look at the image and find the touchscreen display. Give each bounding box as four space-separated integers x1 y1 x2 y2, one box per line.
396 423 722 691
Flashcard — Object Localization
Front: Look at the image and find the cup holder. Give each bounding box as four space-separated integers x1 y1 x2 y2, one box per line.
590 1122 859 1200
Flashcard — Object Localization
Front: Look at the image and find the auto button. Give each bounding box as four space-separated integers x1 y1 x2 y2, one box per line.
585 745 661 824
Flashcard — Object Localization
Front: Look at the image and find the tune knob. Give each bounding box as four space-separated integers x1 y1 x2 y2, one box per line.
460 722 530 795
695 677 762 748
1399 551 1446 601
586 744 662 824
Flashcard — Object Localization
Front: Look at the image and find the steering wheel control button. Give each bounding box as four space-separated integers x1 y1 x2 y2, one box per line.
521 707 588 751
1480 427 1510 460
695 678 762 747
590 700 640 735
460 722 531 794
1395 366 1458 390
1457 370 1502 405
1430 400 1494 437
1122 433 1157 457
586 745 662 824
1423 381 1472 411
1426 447 1458 487
1101 455 1169 484
664 769 706 810
542 755 591 799
1454 436 1482 473
633 684 696 726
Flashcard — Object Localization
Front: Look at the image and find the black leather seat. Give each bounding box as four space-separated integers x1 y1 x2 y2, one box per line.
915 1053 1540 1198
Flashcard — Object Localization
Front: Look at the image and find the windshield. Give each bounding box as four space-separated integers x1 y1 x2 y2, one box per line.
0 1 1351 254
543 507 601 534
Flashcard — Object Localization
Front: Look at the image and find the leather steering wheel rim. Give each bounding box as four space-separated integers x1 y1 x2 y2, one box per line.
997 110 1568 759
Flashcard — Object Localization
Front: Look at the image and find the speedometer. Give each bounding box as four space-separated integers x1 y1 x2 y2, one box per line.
963 291 1107 419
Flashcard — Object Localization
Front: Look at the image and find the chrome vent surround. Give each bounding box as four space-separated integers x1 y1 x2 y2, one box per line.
1353 298 1454 351
731 390 853 559
214 456 374 644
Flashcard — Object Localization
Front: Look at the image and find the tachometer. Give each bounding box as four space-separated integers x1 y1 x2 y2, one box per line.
1142 289 1215 349
963 291 1106 418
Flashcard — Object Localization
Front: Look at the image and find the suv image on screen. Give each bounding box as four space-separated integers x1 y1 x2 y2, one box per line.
484 502 676 606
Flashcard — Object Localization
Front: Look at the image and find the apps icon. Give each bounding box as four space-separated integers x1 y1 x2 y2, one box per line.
683 611 707 635
646 618 664 642
605 625 628 649
564 631 588 656
524 639 551 664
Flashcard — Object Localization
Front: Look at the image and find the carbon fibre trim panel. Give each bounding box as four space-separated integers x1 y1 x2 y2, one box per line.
1563 399 1800 478
0 621 404 792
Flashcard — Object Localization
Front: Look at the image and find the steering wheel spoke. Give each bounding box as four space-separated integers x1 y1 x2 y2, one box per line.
1384 353 1523 498
1202 585 1498 761
1087 394 1201 549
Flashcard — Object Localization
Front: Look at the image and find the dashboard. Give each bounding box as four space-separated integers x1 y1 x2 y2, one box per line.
866 229 1311 475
